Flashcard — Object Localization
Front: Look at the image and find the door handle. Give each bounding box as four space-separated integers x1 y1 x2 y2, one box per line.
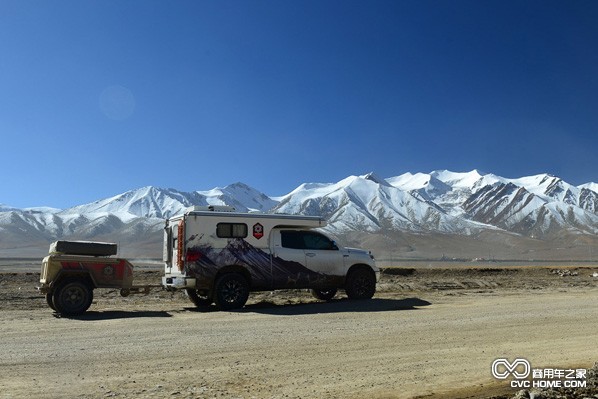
306 252 316 257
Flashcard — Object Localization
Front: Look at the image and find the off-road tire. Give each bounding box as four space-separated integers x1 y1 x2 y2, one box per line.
45 292 56 311
185 288 213 307
52 278 94 316
310 288 338 301
213 273 249 311
345 268 376 300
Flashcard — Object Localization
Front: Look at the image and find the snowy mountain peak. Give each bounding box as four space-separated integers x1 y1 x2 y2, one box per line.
0 204 16 212
59 186 200 221
579 182 598 193
430 170 484 188
361 172 391 187
197 182 277 212
387 172 441 190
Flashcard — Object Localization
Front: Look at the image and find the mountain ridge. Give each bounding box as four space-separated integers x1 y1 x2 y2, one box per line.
2 170 598 260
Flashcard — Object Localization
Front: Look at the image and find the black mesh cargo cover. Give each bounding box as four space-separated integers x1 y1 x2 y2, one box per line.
49 241 118 256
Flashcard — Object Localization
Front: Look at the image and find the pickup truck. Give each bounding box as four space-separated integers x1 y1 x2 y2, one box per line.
163 206 379 310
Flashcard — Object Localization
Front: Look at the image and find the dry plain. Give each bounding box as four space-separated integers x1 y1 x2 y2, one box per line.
1 260 597 399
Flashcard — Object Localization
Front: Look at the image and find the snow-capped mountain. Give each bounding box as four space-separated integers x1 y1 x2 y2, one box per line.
272 173 486 234
2 170 598 258
386 170 598 236
60 183 277 221
580 182 598 193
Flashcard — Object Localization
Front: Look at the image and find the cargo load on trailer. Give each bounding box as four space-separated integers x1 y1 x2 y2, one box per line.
162 206 379 310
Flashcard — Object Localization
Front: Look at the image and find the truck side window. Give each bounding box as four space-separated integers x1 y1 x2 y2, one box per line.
217 223 248 238
281 231 305 249
303 232 337 250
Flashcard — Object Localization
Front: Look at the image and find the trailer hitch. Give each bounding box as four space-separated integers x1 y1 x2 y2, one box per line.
120 285 161 297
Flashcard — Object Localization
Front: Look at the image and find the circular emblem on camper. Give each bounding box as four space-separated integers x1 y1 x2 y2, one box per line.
103 265 115 276
253 223 264 239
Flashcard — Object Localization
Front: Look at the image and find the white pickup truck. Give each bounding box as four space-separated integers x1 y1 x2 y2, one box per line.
162 206 379 310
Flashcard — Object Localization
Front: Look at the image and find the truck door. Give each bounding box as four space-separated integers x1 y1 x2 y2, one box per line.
300 231 345 277
271 230 306 288
273 230 344 288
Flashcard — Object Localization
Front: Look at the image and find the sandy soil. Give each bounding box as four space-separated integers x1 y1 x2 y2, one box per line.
1 265 598 399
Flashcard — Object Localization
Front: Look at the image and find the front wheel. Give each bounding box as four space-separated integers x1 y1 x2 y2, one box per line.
345 268 376 300
52 279 93 316
310 288 337 301
185 288 213 307
213 273 249 311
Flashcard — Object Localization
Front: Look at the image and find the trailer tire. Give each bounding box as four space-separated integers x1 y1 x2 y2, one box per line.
213 273 249 311
45 292 56 311
52 278 93 316
185 289 213 307
345 268 376 300
310 288 337 301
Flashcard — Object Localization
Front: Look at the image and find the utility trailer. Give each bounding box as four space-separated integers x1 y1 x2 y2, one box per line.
38 241 158 316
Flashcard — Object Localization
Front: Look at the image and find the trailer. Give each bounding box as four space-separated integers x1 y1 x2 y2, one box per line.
38 241 158 316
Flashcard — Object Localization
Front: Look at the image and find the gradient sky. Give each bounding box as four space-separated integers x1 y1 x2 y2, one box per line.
1 0 598 208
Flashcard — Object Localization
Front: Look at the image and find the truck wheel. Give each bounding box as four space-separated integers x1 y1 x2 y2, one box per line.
213 273 249 311
52 279 94 316
310 288 337 301
345 268 376 300
45 292 57 311
185 289 213 307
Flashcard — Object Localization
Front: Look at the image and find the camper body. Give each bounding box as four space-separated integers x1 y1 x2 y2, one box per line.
162 206 378 310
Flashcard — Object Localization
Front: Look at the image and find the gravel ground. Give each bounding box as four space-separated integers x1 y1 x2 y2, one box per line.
0 265 597 399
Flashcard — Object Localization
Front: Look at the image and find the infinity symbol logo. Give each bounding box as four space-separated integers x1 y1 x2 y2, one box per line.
491 358 531 380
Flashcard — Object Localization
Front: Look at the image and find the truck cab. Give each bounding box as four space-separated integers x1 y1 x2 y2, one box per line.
162 206 379 310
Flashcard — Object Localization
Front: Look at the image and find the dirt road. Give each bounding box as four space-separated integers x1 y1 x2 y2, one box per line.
1 267 598 399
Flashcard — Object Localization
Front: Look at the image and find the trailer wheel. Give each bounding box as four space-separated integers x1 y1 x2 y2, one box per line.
310 288 337 301
52 278 93 316
213 273 249 311
185 289 213 307
45 292 57 311
345 268 376 300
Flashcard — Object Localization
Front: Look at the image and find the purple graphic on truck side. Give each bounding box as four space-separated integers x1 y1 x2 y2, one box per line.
184 238 343 290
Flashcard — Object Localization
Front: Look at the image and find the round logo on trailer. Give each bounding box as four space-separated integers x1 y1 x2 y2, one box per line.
103 265 115 276
253 223 264 239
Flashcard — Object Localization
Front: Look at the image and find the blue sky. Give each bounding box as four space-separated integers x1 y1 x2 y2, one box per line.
1 0 598 208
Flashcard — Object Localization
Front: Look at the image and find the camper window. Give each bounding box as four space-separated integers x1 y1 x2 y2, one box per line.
216 223 248 238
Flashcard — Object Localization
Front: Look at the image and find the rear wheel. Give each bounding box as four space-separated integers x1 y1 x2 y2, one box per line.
52 279 93 316
345 268 376 300
185 288 213 307
310 288 337 301
213 273 249 311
